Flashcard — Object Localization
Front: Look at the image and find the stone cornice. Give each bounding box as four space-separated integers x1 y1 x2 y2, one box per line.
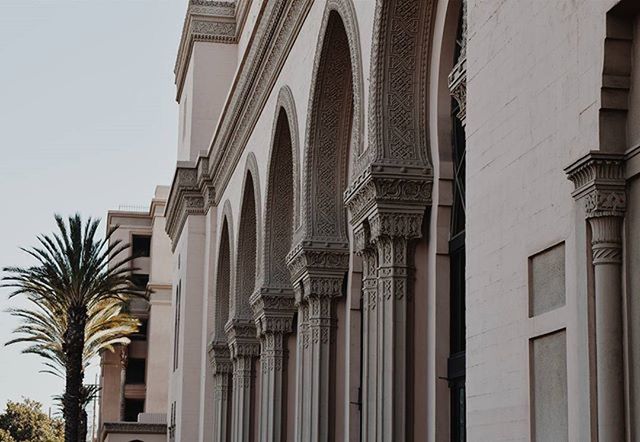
565 151 626 218
165 162 207 247
101 422 166 435
175 1 237 101
165 155 215 247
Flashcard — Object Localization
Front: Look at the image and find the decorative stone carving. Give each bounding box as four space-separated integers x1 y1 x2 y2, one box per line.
366 0 435 172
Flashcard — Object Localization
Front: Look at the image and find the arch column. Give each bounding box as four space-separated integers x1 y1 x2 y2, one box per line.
250 287 295 442
226 319 260 442
345 170 431 441
287 243 349 442
209 342 233 442
566 153 626 442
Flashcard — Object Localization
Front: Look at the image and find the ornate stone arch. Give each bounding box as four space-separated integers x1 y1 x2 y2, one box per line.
366 0 436 170
299 0 364 244
261 87 300 289
230 153 262 321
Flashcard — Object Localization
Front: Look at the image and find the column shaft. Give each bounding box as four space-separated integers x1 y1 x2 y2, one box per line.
307 295 334 442
231 355 254 442
258 332 287 442
375 236 410 442
213 371 232 442
590 215 625 442
359 248 378 441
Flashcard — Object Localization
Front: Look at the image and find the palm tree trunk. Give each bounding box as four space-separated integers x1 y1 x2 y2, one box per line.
79 408 88 442
64 306 87 442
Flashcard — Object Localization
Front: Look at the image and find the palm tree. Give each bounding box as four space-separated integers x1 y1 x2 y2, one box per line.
2 214 146 442
7 297 141 378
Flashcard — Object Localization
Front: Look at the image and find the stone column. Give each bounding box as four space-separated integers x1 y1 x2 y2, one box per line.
295 299 310 442
226 319 260 442
353 224 379 441
251 287 295 442
566 152 626 442
345 172 430 442
209 342 233 442
287 243 349 442
370 211 421 441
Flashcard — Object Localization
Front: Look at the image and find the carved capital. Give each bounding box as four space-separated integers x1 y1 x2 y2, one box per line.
344 167 432 226
565 152 626 218
225 317 259 359
208 341 233 375
448 0 467 125
448 60 467 125
369 211 423 243
250 287 296 337
286 241 349 285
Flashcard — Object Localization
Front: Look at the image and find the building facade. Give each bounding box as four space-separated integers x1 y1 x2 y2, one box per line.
99 186 173 441
160 0 640 441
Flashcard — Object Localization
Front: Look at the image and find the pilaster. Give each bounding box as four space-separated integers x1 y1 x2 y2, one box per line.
566 152 626 442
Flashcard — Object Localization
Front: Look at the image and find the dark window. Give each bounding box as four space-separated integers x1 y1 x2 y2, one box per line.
132 235 151 257
123 398 144 422
173 281 181 371
125 358 146 384
448 9 467 442
131 273 149 290
131 318 148 341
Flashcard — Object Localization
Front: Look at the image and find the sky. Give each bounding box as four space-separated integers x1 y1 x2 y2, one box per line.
0 0 186 415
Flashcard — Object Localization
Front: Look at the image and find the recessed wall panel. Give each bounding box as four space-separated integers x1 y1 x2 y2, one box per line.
531 330 568 442
529 243 566 316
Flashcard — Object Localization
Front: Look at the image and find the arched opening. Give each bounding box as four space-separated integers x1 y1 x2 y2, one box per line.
235 172 258 319
215 219 232 344
229 170 260 441
211 214 234 442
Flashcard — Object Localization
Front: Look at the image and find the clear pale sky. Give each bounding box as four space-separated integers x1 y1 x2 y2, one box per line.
0 0 186 414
